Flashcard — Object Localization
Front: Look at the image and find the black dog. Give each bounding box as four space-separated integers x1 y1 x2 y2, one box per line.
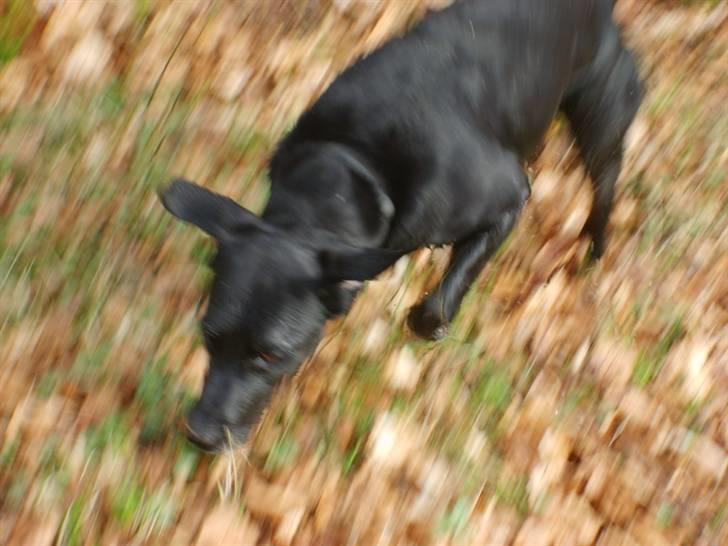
161 0 641 452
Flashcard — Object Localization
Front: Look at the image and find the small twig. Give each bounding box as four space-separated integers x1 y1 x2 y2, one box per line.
608 416 629 448
554 138 576 173
144 26 190 114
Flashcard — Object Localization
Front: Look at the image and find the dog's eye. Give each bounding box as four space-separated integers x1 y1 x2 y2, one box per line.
259 352 277 364
252 349 280 368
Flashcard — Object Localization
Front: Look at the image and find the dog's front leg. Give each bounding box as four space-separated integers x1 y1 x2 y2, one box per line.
407 209 520 340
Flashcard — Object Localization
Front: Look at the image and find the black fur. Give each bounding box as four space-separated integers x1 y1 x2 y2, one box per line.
161 0 642 452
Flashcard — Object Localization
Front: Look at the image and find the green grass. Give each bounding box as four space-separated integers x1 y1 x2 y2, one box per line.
265 434 299 472
58 496 85 546
341 406 375 476
647 79 684 118
110 476 177 537
84 411 134 456
466 358 515 433
135 356 176 444
709 504 727 531
683 398 701 424
173 442 200 483
560 384 599 419
657 502 675 528
319 392 376 474
224 125 274 162
111 478 146 528
495 475 530 516
0 440 19 467
472 369 512 413
424 354 517 465
632 350 663 389
437 496 471 537
389 394 409 415
5 470 29 509
136 486 177 538
0 0 35 65
36 369 64 399
134 0 154 23
352 357 382 388
40 435 67 475
632 316 684 388
341 442 363 476
70 339 114 385
134 354 198 446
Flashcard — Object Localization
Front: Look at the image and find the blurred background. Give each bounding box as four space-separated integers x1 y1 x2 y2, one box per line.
0 0 726 544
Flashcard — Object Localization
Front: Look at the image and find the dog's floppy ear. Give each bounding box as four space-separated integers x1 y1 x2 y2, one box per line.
320 246 404 282
159 178 258 239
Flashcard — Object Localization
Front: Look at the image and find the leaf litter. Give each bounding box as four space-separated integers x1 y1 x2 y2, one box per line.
0 0 726 544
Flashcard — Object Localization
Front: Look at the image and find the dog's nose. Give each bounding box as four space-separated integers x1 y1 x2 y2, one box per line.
185 405 225 452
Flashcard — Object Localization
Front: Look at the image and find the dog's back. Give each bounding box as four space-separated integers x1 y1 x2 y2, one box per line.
277 0 619 165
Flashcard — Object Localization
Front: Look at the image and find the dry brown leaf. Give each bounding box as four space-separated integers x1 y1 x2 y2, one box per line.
196 504 260 546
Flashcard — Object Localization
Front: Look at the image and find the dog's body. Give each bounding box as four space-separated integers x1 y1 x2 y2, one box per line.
162 0 642 451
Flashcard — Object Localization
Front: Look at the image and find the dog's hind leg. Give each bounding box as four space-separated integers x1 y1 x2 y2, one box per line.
563 43 642 259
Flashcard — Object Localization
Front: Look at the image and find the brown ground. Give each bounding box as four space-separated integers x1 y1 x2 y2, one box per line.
0 1 726 545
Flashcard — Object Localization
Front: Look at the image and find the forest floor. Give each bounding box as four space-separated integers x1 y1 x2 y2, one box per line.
0 0 726 544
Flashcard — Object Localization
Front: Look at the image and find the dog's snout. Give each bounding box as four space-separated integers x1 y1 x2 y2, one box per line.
185 402 252 452
186 404 224 452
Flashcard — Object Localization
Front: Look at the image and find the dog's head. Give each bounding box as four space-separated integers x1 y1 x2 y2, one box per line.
160 179 400 452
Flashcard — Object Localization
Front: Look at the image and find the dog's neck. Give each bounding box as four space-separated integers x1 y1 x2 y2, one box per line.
264 142 395 249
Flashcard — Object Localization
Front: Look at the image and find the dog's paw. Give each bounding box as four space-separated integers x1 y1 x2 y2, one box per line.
407 302 448 341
